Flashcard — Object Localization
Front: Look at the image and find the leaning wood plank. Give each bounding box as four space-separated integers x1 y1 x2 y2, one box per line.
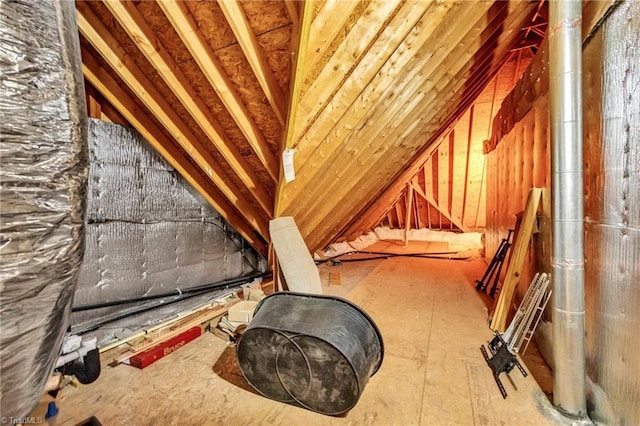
158 0 278 181
77 3 269 239
270 216 323 295
218 0 288 127
81 47 266 253
104 0 273 215
490 187 542 332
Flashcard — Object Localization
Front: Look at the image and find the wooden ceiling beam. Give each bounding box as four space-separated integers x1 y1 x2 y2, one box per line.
274 0 315 216
77 3 269 240
294 0 404 144
81 46 267 254
285 2 497 224
103 0 273 217
302 0 362 79
277 1 466 214
218 0 288 127
337 4 535 242
284 1 299 27
158 0 278 181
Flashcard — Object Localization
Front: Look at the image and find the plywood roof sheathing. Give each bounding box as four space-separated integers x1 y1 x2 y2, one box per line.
81 47 266 254
77 2 269 240
76 0 555 253
103 0 274 217
158 0 279 182
218 0 288 127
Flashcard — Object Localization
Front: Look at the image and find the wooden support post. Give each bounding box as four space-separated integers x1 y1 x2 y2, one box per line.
447 130 455 216
413 183 422 229
86 85 101 119
404 183 414 245
461 105 474 225
395 202 403 229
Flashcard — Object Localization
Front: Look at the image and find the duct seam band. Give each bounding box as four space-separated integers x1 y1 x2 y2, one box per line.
551 258 585 269
549 18 582 35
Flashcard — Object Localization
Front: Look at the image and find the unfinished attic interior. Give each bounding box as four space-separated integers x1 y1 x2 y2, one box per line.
1 0 638 423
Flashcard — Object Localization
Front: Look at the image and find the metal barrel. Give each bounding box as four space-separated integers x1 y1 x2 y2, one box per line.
237 292 384 415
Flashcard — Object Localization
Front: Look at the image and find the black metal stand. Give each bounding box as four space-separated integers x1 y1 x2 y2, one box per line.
475 230 513 297
480 332 527 398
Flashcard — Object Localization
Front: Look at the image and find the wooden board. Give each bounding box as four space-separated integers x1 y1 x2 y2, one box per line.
328 272 342 287
490 187 542 331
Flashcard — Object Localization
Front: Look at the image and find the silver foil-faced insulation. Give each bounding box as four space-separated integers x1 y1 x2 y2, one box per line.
583 2 640 424
71 119 266 334
0 0 88 418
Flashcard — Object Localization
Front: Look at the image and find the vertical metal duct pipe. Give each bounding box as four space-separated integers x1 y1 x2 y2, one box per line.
549 0 587 418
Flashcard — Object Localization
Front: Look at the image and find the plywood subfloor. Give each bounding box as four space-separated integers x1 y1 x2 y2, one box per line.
52 251 564 425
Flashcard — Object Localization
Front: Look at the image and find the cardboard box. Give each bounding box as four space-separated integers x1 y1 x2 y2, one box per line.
228 300 258 323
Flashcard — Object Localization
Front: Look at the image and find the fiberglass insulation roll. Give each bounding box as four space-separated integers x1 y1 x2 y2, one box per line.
0 0 87 417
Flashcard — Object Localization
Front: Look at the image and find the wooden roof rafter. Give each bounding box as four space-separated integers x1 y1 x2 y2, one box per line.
157 0 279 182
77 2 269 241
277 0 457 218
81 46 266 254
274 0 315 216
289 1 508 248
306 1 537 250
342 23 545 243
101 0 274 217
218 0 288 127
411 180 467 232
301 0 362 80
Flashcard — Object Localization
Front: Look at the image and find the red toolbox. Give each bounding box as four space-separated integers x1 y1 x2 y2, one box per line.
129 327 202 369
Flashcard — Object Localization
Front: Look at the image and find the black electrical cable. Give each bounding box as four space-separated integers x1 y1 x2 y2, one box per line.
332 254 469 263
72 273 270 334
73 287 216 334
71 271 268 312
314 250 467 265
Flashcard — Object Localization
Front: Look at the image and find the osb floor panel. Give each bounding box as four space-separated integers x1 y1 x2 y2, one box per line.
50 249 563 425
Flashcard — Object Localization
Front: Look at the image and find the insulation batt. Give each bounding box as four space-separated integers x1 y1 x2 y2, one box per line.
71 120 266 334
0 0 88 418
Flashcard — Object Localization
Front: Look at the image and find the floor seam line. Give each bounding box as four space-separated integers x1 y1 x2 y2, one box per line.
418 295 436 425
